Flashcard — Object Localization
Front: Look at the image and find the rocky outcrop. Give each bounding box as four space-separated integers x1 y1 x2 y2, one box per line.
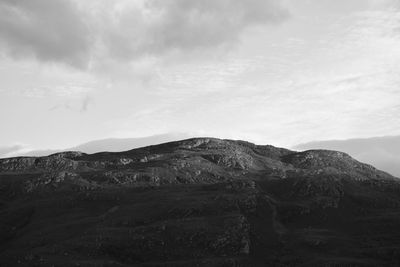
1 138 394 192
1 138 400 266
282 150 395 181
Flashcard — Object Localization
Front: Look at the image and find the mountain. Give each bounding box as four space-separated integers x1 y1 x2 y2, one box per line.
294 135 400 177
7 133 192 157
1 138 400 266
69 133 192 154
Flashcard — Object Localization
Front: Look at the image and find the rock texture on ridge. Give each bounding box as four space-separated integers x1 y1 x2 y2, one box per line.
0 138 400 266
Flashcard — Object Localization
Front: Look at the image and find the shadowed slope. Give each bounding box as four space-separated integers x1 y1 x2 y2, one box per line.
1 138 400 266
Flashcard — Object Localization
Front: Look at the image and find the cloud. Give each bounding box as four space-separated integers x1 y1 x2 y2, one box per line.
49 103 72 112
0 0 91 68
0 0 289 67
80 95 92 112
101 0 289 60
21 85 93 98
0 144 27 158
47 95 93 113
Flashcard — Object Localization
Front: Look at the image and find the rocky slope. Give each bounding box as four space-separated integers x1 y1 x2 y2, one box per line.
0 138 399 266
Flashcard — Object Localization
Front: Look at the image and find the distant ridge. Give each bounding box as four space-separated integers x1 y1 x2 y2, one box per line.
14 133 192 157
294 135 400 177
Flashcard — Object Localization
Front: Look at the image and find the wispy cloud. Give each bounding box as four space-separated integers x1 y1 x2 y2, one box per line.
48 103 72 111
20 85 93 98
80 95 92 112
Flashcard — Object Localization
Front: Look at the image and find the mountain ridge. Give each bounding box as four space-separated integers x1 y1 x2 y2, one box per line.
294 135 400 177
1 137 395 179
0 133 192 158
1 137 400 266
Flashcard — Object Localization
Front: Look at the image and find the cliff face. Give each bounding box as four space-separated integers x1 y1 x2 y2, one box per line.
1 138 400 266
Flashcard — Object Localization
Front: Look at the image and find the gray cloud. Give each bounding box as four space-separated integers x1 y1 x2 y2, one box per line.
103 0 289 60
80 95 92 112
0 0 288 67
0 0 91 68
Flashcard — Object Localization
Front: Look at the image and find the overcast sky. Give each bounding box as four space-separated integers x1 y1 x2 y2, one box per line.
1 0 400 155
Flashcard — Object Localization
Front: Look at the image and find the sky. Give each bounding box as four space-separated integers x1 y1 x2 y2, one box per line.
1 0 400 156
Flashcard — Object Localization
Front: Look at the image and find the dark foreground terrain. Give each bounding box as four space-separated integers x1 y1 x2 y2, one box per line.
1 138 400 266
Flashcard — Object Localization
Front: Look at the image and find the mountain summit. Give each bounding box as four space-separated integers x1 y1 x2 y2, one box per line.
1 138 399 266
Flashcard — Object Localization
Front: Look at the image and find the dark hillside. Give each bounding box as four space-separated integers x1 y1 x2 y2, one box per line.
1 138 399 266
